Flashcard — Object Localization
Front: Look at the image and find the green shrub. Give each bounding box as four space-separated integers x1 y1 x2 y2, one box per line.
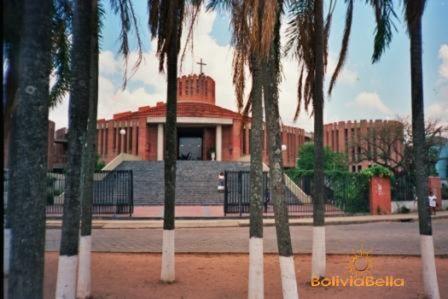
360 165 393 178
399 206 410 214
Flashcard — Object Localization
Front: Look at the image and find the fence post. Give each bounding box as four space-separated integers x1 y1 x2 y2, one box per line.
129 171 133 217
224 171 228 216
238 171 242 217
113 172 117 218
369 176 391 215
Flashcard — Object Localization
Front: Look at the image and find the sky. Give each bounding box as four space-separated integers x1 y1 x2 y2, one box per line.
49 1 448 132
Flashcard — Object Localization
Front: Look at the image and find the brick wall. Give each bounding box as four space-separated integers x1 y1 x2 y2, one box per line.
324 120 404 172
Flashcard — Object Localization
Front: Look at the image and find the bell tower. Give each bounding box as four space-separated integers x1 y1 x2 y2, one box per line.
177 74 216 105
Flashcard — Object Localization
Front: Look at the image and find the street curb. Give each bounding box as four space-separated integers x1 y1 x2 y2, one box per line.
45 212 448 229
44 251 448 257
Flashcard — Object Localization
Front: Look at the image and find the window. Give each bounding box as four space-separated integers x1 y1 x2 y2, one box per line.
105 129 108 155
117 128 121 152
357 165 362 172
136 127 139 154
113 128 117 151
129 127 133 153
352 165 356 172
344 128 348 154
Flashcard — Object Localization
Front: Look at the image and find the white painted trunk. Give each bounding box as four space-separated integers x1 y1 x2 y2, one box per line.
311 226 326 279
279 256 299 299
248 237 264 299
420 235 440 299
55 255 78 299
77 235 92 299
161 229 175 282
4 228 11 276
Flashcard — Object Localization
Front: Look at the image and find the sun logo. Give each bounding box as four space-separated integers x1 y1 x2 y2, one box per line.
348 244 372 277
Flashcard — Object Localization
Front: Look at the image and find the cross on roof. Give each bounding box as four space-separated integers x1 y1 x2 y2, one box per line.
197 58 207 74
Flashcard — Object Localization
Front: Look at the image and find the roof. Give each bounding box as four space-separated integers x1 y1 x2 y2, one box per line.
112 101 242 121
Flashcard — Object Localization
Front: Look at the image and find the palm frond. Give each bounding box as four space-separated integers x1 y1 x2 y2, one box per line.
110 0 143 88
328 0 353 95
404 0 426 33
367 0 397 63
49 0 73 107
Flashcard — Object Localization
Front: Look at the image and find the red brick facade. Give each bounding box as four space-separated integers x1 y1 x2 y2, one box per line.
96 74 306 167
324 120 404 172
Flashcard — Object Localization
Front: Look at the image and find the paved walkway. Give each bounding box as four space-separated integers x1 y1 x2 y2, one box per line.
46 218 448 255
46 211 448 229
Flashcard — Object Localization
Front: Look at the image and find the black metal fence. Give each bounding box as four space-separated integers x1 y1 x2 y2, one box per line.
224 171 370 217
391 174 416 201
5 170 133 216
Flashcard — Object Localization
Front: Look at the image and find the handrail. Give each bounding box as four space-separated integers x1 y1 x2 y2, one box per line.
261 163 312 204
102 153 142 171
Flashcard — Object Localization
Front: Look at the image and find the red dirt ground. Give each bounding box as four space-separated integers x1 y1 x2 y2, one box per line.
44 252 447 299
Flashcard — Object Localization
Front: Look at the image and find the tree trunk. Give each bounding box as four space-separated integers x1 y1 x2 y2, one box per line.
248 56 264 299
311 0 326 280
161 3 180 283
262 8 299 299
55 1 93 298
77 1 99 298
7 1 52 298
409 9 440 299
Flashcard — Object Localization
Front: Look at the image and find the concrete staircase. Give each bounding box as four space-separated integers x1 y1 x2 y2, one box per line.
116 161 250 205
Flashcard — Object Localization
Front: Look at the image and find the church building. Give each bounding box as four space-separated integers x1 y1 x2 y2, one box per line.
96 72 306 168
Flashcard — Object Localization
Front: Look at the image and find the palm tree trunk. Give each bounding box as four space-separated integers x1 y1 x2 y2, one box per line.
262 8 299 298
7 1 52 298
161 3 180 283
77 1 99 298
311 0 326 280
409 9 440 298
56 1 93 297
3 48 18 278
248 57 264 299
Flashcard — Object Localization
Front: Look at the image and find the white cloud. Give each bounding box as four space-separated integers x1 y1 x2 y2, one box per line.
50 8 359 133
427 100 448 122
99 51 121 76
438 44 448 79
326 55 358 85
351 92 393 116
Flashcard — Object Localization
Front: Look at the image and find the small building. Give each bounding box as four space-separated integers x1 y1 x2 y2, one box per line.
96 73 306 167
324 120 404 172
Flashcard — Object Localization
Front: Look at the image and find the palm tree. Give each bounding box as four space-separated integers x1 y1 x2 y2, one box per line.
148 0 202 282
55 1 94 297
285 0 354 279
358 1 440 296
55 0 142 297
209 1 299 297
76 1 101 298
404 0 440 297
262 2 301 298
3 0 72 151
6 0 53 297
247 54 265 299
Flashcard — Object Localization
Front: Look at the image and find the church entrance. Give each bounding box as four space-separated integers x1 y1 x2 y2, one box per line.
178 127 203 160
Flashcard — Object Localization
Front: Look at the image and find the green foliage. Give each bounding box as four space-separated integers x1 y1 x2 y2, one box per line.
296 142 348 172
360 165 393 178
285 143 370 214
327 172 370 214
95 153 106 171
